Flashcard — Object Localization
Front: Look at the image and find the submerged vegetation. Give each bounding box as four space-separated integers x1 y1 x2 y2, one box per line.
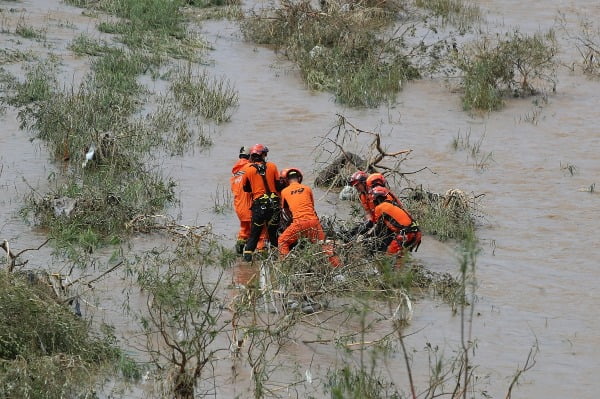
171 66 239 123
415 0 481 33
0 0 237 255
559 12 600 76
241 0 422 107
453 29 558 111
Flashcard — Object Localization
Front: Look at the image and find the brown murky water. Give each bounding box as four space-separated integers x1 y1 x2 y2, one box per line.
1 0 599 397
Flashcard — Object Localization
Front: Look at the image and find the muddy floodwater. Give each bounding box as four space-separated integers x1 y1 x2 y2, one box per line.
1 0 600 398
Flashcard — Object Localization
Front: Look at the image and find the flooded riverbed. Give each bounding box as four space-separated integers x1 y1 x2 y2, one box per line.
1 0 599 397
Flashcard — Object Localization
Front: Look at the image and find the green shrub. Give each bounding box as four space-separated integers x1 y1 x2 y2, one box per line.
241 0 419 107
455 30 558 111
0 271 131 398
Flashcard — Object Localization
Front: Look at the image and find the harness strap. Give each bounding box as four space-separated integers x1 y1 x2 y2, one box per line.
251 163 275 197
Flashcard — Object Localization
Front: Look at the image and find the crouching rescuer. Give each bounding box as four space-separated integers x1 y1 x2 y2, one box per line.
278 168 341 267
241 144 282 262
370 186 422 257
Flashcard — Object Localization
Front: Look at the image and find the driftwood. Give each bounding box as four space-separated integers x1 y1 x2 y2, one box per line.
314 114 412 188
314 152 374 187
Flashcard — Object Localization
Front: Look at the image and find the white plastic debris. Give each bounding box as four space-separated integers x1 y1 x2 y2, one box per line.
52 197 77 217
309 45 323 58
82 143 96 168
339 185 357 201
305 369 313 384
391 292 413 322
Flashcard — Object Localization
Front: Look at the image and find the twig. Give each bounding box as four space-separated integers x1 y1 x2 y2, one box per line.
1 238 51 272
505 341 538 399
65 260 124 289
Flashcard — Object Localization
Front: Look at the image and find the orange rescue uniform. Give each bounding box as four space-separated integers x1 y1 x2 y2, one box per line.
241 161 281 252
242 161 280 200
279 182 340 267
358 191 376 223
231 159 266 249
373 201 422 255
231 159 252 238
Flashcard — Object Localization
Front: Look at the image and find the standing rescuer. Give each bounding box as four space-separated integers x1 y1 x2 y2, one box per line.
370 186 422 257
241 144 281 262
230 146 267 254
278 168 340 267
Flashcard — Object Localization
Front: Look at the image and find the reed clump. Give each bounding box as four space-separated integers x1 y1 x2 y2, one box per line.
241 0 420 107
453 29 558 111
415 0 480 31
171 66 239 123
400 186 480 242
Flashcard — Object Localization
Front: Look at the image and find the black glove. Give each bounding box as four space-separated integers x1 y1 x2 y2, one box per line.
342 220 373 242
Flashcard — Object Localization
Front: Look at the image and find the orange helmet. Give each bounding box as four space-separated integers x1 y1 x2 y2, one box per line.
249 144 269 156
366 172 387 189
279 168 290 189
280 168 303 184
370 186 390 204
348 171 368 187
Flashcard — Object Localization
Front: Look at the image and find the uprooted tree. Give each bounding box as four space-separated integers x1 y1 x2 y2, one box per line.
314 114 413 188
313 114 484 242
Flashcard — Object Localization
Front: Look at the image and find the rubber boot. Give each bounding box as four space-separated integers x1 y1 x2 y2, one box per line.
235 239 246 255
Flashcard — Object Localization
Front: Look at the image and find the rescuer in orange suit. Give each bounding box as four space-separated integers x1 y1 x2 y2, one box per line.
370 186 422 256
348 170 375 223
278 168 340 267
347 171 404 241
365 172 402 205
241 144 282 262
230 146 266 254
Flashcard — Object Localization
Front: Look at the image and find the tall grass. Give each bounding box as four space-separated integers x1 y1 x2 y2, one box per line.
15 16 47 40
5 0 228 254
326 365 401 399
415 0 480 31
69 0 207 60
241 0 420 107
171 66 239 123
2 60 56 107
69 34 114 56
